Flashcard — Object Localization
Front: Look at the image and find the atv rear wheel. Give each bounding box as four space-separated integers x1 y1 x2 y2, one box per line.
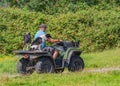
35 58 54 74
68 56 84 72
17 58 34 75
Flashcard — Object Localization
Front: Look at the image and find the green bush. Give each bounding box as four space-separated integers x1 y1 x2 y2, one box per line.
0 7 120 54
0 0 120 14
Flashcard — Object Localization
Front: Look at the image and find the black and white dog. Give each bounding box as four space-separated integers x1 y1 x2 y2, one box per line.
30 34 51 51
30 37 42 51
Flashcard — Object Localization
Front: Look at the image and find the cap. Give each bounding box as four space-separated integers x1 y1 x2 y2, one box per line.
40 24 47 29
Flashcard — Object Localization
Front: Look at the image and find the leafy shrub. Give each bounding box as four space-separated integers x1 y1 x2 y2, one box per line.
0 0 120 14
0 7 120 54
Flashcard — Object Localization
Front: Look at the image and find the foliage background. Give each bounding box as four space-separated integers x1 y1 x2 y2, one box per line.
0 0 120 54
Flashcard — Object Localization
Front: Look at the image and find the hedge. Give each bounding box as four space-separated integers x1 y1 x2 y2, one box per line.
0 7 120 54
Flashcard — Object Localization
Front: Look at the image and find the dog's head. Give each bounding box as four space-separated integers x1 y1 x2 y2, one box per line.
65 40 80 48
71 40 80 47
24 32 31 44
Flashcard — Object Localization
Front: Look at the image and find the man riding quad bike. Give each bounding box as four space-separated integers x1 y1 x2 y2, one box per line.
15 24 84 74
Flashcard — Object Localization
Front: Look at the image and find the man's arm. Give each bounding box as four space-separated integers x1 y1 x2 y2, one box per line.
47 38 61 43
45 34 62 43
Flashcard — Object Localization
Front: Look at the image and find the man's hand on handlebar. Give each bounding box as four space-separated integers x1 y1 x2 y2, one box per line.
47 38 62 43
58 39 63 42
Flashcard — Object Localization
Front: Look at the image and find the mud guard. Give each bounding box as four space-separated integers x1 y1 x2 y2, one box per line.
66 50 81 66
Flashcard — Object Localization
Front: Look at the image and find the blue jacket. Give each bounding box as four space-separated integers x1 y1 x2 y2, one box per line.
34 30 46 48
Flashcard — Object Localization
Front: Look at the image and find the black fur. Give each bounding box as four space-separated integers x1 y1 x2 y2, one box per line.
64 41 80 48
56 41 80 48
30 37 42 51
45 34 52 39
31 37 42 46
24 32 31 44
23 32 31 50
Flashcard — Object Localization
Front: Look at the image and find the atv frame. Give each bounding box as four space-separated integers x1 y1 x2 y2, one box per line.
15 41 84 74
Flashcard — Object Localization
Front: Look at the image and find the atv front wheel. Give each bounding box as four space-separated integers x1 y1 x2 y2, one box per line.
68 56 84 72
35 58 54 73
17 58 34 75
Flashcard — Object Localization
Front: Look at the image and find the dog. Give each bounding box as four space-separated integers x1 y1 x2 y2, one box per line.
30 37 42 51
64 41 80 49
23 32 31 50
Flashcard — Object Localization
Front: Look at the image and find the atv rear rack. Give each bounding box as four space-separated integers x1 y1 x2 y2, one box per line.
14 50 48 56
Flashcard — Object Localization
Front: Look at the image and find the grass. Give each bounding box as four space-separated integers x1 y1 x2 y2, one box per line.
82 48 120 68
0 48 120 86
0 55 18 73
0 71 120 86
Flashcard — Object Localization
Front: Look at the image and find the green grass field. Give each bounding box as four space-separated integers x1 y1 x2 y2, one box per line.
0 48 120 86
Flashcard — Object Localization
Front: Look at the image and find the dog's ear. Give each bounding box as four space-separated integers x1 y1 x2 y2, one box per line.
27 33 30 35
70 40 75 47
78 40 80 45
71 40 74 44
77 40 80 47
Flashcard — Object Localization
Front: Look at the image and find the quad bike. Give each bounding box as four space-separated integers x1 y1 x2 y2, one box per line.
15 41 84 74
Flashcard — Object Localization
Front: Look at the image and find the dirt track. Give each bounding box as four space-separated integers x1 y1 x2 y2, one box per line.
0 67 120 78
83 67 120 73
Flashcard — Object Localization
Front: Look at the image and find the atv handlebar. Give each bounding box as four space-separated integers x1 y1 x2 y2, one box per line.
53 40 80 49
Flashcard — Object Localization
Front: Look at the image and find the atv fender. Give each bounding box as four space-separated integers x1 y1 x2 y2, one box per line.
38 56 55 65
66 50 81 66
